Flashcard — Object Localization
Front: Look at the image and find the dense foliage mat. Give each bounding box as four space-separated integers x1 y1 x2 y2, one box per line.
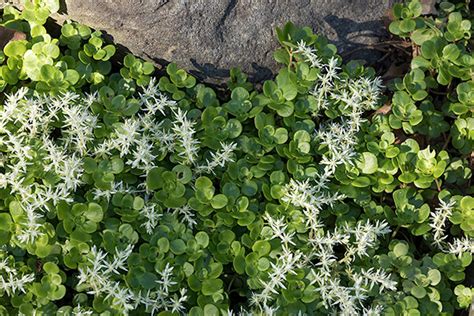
0 0 472 315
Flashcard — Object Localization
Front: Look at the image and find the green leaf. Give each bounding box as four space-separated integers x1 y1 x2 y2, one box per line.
411 56 431 69
201 279 223 296
42 43 60 59
85 203 103 222
276 68 298 101
173 165 193 184
170 239 186 255
110 157 124 174
195 232 209 248
357 152 378 174
210 194 228 209
189 307 204 316
241 180 258 196
233 254 246 274
195 176 215 200
195 176 213 190
421 40 437 59
203 304 219 316
393 242 409 257
133 197 144 210
411 285 427 298
399 173 416 183
399 19 416 33
139 272 158 289
274 127 288 144
43 262 59 274
0 213 12 233
102 45 116 61
64 69 79 85
352 176 371 187
142 62 155 75
427 269 441 286
411 223 431 235
442 43 460 61
411 28 438 45
61 23 77 37
4 41 27 57
43 0 60 13
403 296 419 309
231 87 249 102
389 21 401 35
124 54 136 68
157 238 169 253
417 204 430 223
252 240 271 256
40 64 63 83
146 167 164 190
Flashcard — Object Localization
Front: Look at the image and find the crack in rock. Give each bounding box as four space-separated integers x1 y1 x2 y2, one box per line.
216 0 238 42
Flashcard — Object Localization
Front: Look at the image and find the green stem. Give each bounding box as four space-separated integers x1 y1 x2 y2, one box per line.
392 225 401 238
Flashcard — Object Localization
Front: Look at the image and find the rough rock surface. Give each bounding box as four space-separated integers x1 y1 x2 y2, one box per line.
4 0 398 82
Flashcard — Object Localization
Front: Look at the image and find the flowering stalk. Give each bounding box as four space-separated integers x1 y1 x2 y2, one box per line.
256 42 394 315
430 199 456 248
171 108 200 165
0 256 35 296
195 142 237 174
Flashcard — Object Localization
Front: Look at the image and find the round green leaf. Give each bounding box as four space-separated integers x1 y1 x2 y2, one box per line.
210 194 228 209
393 242 409 257
357 152 378 174
195 232 209 248
201 279 223 296
411 285 427 298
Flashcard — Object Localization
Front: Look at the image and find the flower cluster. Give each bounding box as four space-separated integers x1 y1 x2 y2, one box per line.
77 245 187 314
253 43 395 315
0 88 88 244
0 254 35 296
0 82 237 314
0 1 472 314
430 199 474 256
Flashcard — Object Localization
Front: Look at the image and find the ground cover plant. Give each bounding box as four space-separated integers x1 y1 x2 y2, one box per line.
0 0 472 315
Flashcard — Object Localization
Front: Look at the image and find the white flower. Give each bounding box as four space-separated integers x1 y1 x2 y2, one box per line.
61 96 98 155
112 118 141 157
295 40 322 69
127 136 157 171
0 87 28 124
170 205 197 229
139 78 177 115
171 108 200 165
84 91 98 107
92 181 138 201
195 142 237 174
448 237 474 257
156 263 177 295
363 305 384 316
105 245 134 274
170 288 187 313
343 220 391 262
281 178 344 234
263 213 296 247
56 154 84 192
430 199 456 248
72 303 94 316
77 245 141 313
16 203 44 244
140 202 162 234
357 267 397 293
0 253 35 296
252 249 302 309
156 129 176 153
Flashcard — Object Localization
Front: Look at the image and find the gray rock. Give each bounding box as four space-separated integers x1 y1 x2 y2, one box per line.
3 0 398 82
